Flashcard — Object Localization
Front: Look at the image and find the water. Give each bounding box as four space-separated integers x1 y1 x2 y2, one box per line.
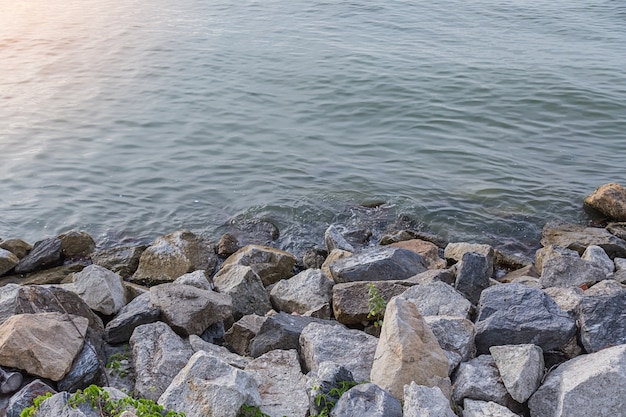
2 0 626 256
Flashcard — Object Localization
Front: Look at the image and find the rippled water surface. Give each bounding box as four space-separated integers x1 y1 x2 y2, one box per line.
2 0 626 254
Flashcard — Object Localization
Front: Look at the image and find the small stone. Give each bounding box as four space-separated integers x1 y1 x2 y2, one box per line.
217 233 240 258
301 248 328 269
584 182 626 221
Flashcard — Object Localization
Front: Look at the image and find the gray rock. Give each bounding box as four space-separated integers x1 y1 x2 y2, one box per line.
329 247 428 283
584 182 626 222
158 351 261 417
0 248 19 276
224 314 267 356
578 280 626 353
33 388 129 417
424 315 476 372
300 322 378 383
174 270 213 290
270 269 333 318
58 230 95 259
15 237 63 274
403 382 457 417
189 335 249 369
325 225 355 253
213 264 271 320
70 265 127 316
104 292 161 344
543 286 583 319
611 257 626 283
330 383 402 417
321 249 352 281
92 245 146 278
541 222 626 258
245 349 309 417
489 344 544 403
500 265 540 283
0 284 21 326
474 283 576 353
406 268 456 285
217 233 240 258
150 283 232 336
528 344 626 417
389 239 447 270
401 280 472 318
540 254 607 289
452 355 513 407
57 341 101 392
301 248 328 269
463 399 520 417
455 252 492 305
607 222 626 240
217 244 297 287
444 242 495 270
5 379 56 417
307 362 355 417
130 321 194 401
0 238 32 259
581 245 614 275
510 276 541 288
535 245 579 274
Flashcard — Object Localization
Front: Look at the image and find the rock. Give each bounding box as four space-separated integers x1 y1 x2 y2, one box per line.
330 383 402 417
474 283 576 354
14 237 63 274
33 388 129 417
213 265 271 320
218 244 297 287
130 321 194 401
70 265 127 316
540 253 608 289
463 399 520 417
500 265 540 283
329 247 427 283
542 286 583 319
321 249 352 279
58 230 96 259
528 344 626 417
307 362 355 417
494 249 534 270
403 383 457 417
300 321 378 382
489 344 544 403
370 297 450 401
217 233 240 258
424 316 476 372
607 222 626 240
0 249 19 276
0 366 22 395
57 341 101 392
104 292 161 344
158 351 261 417
270 269 333 318
455 252 492 305
0 312 88 380
4 379 56 417
584 182 626 221
301 248 328 269
0 284 21 326
0 239 32 259
224 314 267 356
578 280 626 353
381 230 448 249
174 270 213 290
444 242 495 269
401 280 472 318
332 280 415 325
581 245 614 275
150 283 232 336
406 268 456 285
325 225 355 252
131 230 217 285
540 222 626 258
510 276 541 288
390 239 447 269
452 355 513 407
92 245 146 278
8 264 84 286
535 245 579 274
189 335 250 369
245 349 309 417
611 257 626 283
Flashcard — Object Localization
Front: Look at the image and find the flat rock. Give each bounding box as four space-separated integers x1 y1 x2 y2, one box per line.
455 252 492 305
325 225 355 253
0 312 88 381
452 355 513 407
540 222 626 258
213 264 272 320
58 230 96 259
406 268 456 285
390 239 447 269
578 280 626 353
92 244 146 278
401 280 472 318
0 248 19 276
4 379 56 417
14 237 63 274
70 264 127 316
330 383 402 417
528 344 626 417
270 268 333 318
217 244 296 287
463 399 520 417
10 264 84 286
224 314 267 356
584 182 626 221
424 315 476 372
104 292 161 344
474 283 576 353
489 344 544 403
403 383 456 417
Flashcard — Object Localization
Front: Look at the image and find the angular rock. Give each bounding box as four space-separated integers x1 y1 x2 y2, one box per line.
581 245 614 275
218 244 296 287
500 264 540 283
540 222 626 258
14 237 63 274
494 249 534 270
370 297 450 401
444 242 495 269
463 399 519 417
490 344 544 403
403 383 456 417
92 244 146 278
245 349 309 417
224 314 267 356
332 280 415 325
217 233 240 258
390 239 447 269
325 225 355 253
190 335 249 369
132 230 217 285
401 280 472 318
4 379 56 417
174 270 213 290
0 312 88 381
540 254 607 289
58 230 96 259
104 292 161 344
150 283 232 336
330 383 402 417
11 264 84 286
535 245 579 274
158 351 261 417
407 268 456 285
0 248 19 276
270 269 333 318
0 238 32 259
611 257 626 283
0 283 21 326
33 388 129 417
57 341 101 392
578 280 626 353
452 355 513 407
213 265 271 320
301 248 328 269
424 315 476 372
71 264 127 316
306 362 355 417
584 182 626 221
607 222 626 240
329 247 427 283
321 249 352 280
474 283 576 353
300 321 378 382
455 252 492 305
528 344 626 417
542 286 583 320
130 321 194 401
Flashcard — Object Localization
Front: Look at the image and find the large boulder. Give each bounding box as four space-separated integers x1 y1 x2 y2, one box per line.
0 312 88 381
0 249 19 276
452 355 514 408
474 283 576 353
131 230 217 285
92 244 146 278
330 383 402 417
584 182 626 221
158 351 261 417
540 222 626 258
70 264 127 316
224 314 267 356
401 280 472 318
370 297 450 401
528 344 626 417
217 244 297 287
270 269 333 318
329 247 428 283
403 383 457 417
489 344 544 403
389 239 447 270
578 280 626 353
104 292 161 344
14 237 63 274
213 264 271 320
58 230 95 259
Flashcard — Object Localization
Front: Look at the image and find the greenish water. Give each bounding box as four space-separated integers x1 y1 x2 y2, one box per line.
1 0 625 255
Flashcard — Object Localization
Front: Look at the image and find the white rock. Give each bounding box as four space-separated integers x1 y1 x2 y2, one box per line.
463 399 520 417
71 265 127 315
489 344 544 403
403 382 456 417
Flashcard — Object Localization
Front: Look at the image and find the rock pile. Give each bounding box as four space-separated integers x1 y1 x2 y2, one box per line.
0 183 625 417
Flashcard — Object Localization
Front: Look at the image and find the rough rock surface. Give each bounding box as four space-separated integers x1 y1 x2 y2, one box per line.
489 344 544 403
213 264 272 320
455 252 492 305
58 230 96 259
0 249 19 276
528 344 626 417
370 297 450 400
535 245 579 274
424 315 476 372
329 247 428 283
407 268 456 285
217 244 296 286
306 362 355 416
581 245 614 275
540 222 626 258
0 239 32 259
390 239 447 269
543 286 584 319
104 292 161 344
217 233 240 258
403 383 457 417
14 237 63 274
330 383 403 417
224 314 267 356
57 341 101 392
300 321 378 383
174 270 213 290
444 242 494 269
584 182 626 221
4 379 56 417
0 312 88 381
0 284 21 325
92 245 146 278
452 355 513 407
401 280 472 318
158 351 261 417
324 225 355 253
270 268 333 318
463 399 519 417
70 264 127 316
130 321 194 401
578 280 626 353
539 254 607 289
474 283 576 353
321 249 352 281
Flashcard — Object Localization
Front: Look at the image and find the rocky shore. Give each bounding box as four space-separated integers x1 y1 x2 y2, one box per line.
1 182 625 417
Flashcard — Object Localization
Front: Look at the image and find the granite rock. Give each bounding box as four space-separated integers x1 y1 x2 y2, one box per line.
578 280 626 353
70 264 127 316
213 264 272 320
403 383 457 417
14 237 63 274
224 314 267 356
584 182 626 221
217 244 296 287
540 222 626 258
489 344 544 403
270 268 333 318
330 383 402 417
401 280 472 318
104 292 161 344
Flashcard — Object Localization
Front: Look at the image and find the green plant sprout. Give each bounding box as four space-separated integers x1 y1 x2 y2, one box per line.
312 380 359 417
367 283 387 328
